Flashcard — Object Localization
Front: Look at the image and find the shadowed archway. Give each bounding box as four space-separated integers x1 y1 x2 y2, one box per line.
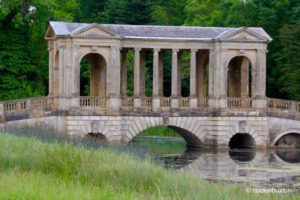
129 125 203 148
275 133 300 148
227 56 252 98
80 53 106 96
229 133 255 149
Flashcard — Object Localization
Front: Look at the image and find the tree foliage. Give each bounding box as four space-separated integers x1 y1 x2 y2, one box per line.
0 0 299 100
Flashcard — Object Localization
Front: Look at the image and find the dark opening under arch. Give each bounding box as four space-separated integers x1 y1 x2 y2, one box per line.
80 53 106 96
275 133 300 148
227 56 252 98
229 133 255 149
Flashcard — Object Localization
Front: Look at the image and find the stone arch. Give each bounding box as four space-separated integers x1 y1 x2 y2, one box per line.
226 55 253 98
271 149 300 164
79 52 107 96
125 117 203 147
271 129 300 147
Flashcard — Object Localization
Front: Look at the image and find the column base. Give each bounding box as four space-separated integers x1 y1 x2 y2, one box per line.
69 97 80 108
134 98 141 108
252 99 267 108
152 97 160 112
109 97 121 110
171 98 179 108
208 98 227 109
189 98 197 109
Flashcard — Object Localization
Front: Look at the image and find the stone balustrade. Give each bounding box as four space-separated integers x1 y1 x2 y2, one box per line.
1 96 58 112
80 96 107 108
267 98 300 112
121 97 134 110
227 98 252 109
1 96 300 114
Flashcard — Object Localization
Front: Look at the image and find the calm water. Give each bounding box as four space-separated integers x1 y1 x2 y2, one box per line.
130 136 300 193
4 128 300 193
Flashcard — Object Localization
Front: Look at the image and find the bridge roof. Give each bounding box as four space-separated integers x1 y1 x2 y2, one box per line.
47 21 272 42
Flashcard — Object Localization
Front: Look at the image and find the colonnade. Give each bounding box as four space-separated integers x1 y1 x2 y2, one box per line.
120 48 209 99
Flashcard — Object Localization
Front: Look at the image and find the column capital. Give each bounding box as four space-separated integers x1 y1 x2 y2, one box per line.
48 43 54 51
172 48 180 53
191 49 198 53
57 42 66 50
153 48 160 52
111 46 122 51
257 48 267 54
72 44 80 50
134 47 142 52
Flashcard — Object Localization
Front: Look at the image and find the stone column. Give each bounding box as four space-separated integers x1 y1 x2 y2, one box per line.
58 43 65 96
70 44 80 108
253 48 267 108
240 57 249 98
140 51 145 97
171 49 180 108
190 49 197 108
108 46 121 110
48 43 54 96
152 48 160 111
159 51 164 96
121 50 127 97
64 41 72 97
134 48 142 108
208 44 227 108
197 53 208 98
153 48 160 97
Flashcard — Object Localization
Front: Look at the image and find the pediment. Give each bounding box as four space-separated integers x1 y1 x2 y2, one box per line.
71 24 116 38
217 27 268 42
45 25 56 39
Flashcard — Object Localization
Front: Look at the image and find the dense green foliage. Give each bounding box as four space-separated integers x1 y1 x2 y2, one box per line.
0 132 296 199
0 0 299 100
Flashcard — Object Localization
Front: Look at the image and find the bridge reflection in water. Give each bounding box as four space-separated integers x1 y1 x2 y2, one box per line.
131 136 300 193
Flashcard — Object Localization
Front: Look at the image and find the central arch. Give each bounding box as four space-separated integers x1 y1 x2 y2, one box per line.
80 53 106 96
129 125 203 148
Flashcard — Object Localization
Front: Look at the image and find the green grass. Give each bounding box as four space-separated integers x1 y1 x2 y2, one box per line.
0 132 297 200
139 126 180 137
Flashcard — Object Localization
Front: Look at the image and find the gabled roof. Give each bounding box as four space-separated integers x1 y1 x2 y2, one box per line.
45 21 272 42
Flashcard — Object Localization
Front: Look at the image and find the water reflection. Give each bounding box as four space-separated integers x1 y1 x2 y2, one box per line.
131 136 300 193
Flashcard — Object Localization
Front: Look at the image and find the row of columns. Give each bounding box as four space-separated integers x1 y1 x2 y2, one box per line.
120 48 208 99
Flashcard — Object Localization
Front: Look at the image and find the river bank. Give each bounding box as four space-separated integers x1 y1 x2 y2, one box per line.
0 132 296 199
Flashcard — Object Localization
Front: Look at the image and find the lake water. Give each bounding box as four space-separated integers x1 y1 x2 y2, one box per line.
130 136 300 193
5 128 300 194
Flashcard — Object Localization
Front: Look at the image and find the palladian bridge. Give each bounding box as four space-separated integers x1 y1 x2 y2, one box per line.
0 21 300 148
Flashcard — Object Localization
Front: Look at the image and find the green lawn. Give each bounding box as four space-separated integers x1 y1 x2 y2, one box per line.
0 132 296 200
138 126 180 137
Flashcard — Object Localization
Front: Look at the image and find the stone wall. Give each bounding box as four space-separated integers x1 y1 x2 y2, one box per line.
66 116 268 147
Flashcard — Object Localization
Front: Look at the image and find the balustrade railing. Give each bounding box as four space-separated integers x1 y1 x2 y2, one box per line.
2 96 59 112
141 97 152 110
267 98 300 112
1 96 300 114
3 99 26 112
228 98 252 109
80 96 106 107
197 98 208 108
121 97 134 109
160 98 171 109
179 98 190 108
31 96 58 109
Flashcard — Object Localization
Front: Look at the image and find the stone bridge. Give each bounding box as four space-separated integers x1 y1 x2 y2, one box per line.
0 21 300 148
1 96 299 148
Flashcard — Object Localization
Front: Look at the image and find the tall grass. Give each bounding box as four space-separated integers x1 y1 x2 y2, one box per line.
0 132 296 200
